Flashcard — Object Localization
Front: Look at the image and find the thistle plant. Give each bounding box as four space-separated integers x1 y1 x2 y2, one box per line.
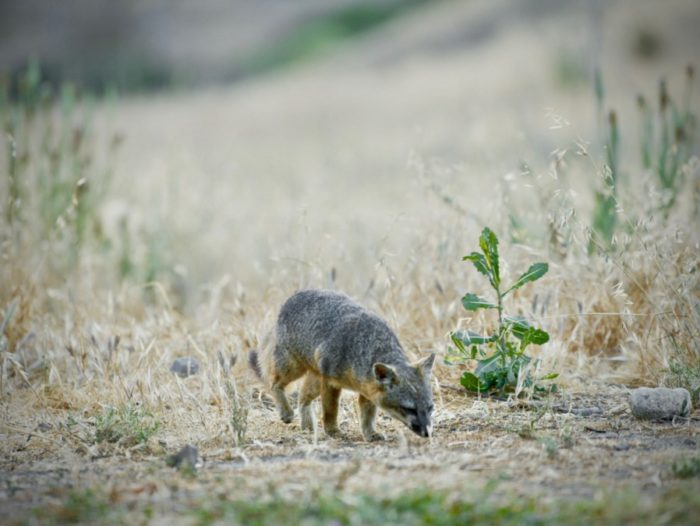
448 228 556 394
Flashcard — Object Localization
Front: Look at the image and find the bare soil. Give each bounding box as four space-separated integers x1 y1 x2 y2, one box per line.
2 383 699 522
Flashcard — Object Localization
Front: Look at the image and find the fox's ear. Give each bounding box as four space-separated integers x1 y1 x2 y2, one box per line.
373 363 398 387
415 353 436 376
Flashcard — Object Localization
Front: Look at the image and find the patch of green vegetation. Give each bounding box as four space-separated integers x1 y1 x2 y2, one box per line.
671 457 700 479
590 109 619 252
192 489 538 526
239 1 428 76
189 485 700 526
590 65 696 251
1 61 176 295
447 228 556 395
1 61 120 276
16 483 700 526
663 359 700 405
28 489 114 525
94 403 160 447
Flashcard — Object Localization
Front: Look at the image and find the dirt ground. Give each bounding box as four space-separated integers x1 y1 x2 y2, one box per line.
2 381 699 523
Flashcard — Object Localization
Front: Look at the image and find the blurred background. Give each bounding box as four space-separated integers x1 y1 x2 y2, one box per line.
1 0 699 310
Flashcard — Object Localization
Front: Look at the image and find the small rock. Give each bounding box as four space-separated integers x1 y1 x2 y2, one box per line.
170 357 200 378
629 387 692 420
166 445 199 470
570 407 603 417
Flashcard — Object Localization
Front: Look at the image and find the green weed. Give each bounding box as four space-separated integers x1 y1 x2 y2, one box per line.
590 65 697 250
1 61 119 276
670 457 700 479
447 228 556 394
590 110 619 251
662 359 700 405
93 403 160 447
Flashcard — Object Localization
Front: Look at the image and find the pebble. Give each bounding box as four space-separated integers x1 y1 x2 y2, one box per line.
170 357 200 377
629 387 692 420
166 445 199 470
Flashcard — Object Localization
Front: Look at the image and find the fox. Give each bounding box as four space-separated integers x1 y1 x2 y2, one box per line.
249 289 435 441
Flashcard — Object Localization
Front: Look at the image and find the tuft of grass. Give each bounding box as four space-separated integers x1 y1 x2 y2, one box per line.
1 62 117 259
93 403 160 448
670 457 700 479
224 378 249 447
218 350 249 447
590 110 619 252
662 359 700 405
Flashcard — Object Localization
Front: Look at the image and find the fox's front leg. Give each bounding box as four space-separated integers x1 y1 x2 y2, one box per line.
271 379 295 424
299 373 321 431
321 382 341 437
359 395 384 441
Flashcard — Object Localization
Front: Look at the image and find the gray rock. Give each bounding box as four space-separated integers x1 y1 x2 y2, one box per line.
170 357 200 378
629 387 692 420
570 407 603 417
166 445 199 470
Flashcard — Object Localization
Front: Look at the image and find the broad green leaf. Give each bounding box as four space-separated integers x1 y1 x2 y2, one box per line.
480 369 507 391
523 328 549 346
451 330 495 347
460 372 482 392
461 293 497 311
474 353 504 376
479 227 500 288
540 372 559 380
504 316 531 336
504 262 549 295
462 252 490 278
503 316 549 350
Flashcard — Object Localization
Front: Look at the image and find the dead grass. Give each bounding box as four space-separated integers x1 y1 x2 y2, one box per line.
2 0 700 523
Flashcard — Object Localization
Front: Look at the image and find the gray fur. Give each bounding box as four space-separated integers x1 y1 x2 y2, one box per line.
253 289 435 440
277 289 405 382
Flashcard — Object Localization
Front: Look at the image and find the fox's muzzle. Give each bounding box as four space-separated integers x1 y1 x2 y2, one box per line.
410 420 432 438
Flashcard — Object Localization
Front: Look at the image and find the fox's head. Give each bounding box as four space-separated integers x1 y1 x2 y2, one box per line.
372 354 436 438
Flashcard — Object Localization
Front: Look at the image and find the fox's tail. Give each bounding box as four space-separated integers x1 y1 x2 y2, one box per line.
248 349 263 380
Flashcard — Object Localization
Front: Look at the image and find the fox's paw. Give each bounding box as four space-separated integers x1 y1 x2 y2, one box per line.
324 425 341 438
300 410 315 431
280 408 295 424
363 431 386 442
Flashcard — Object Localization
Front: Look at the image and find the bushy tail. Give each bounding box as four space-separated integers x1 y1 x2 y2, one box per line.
248 349 263 380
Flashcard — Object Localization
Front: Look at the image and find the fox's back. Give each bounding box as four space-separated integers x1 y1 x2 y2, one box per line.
276 289 404 379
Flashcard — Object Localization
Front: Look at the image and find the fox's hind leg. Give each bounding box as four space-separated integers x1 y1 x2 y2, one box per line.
269 345 305 424
321 382 341 437
299 373 321 431
359 395 384 441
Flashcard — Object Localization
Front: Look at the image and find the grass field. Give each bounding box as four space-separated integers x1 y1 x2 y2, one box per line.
2 0 700 524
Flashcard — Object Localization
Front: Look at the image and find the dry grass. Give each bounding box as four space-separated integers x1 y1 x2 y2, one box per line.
2 0 700 523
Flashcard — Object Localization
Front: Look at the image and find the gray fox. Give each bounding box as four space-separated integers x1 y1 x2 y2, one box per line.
249 289 435 441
